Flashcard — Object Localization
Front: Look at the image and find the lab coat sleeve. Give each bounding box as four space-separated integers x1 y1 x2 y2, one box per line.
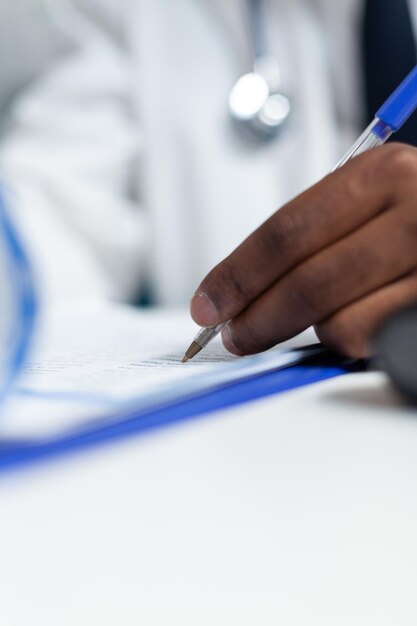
0 3 148 305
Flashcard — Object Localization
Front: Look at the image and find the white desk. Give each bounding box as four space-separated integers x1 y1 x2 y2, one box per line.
0 371 416 625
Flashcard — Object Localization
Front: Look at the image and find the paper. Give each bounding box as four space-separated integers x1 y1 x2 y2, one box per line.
1 301 318 439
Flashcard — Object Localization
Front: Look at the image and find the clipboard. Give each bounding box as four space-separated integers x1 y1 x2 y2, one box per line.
0 349 364 472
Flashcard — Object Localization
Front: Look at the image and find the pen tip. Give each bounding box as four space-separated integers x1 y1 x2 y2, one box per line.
181 340 203 363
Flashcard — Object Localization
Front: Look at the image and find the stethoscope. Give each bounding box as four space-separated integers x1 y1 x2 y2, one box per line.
229 0 291 140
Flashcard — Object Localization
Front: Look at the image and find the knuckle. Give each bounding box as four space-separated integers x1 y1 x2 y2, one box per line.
260 210 300 256
397 206 417 247
337 158 372 205
315 315 367 358
379 143 417 183
289 265 329 321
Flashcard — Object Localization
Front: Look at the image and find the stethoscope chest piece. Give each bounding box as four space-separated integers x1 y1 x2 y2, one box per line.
229 54 291 141
229 0 291 141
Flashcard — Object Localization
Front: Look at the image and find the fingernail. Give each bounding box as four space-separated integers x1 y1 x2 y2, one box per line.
221 324 244 356
190 291 219 326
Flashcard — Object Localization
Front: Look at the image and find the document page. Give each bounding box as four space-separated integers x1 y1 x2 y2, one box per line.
1 301 318 439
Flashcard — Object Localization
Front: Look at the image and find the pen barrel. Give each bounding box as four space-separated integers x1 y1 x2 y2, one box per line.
334 119 392 170
376 65 417 132
195 323 226 349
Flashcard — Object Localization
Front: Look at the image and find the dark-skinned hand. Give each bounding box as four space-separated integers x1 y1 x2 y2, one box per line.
190 144 417 358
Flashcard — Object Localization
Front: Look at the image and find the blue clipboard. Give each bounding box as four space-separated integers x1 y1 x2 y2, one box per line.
0 187 367 473
0 349 365 473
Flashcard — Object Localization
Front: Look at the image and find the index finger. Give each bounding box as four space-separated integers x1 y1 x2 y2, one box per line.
190 145 401 327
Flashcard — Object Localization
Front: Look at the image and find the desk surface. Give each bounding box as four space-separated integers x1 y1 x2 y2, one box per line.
0 371 416 626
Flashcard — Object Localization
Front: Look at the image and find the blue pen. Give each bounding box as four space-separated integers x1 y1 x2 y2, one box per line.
336 65 417 168
182 65 417 362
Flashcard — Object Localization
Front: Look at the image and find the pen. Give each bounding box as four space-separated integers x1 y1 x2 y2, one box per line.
182 65 417 363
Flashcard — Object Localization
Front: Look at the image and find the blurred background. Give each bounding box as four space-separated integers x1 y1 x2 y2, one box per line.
0 0 415 312
0 1 66 119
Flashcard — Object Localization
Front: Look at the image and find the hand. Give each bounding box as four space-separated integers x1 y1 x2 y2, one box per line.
190 144 417 358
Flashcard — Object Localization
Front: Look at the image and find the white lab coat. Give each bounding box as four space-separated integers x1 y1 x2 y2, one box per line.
0 0 409 306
